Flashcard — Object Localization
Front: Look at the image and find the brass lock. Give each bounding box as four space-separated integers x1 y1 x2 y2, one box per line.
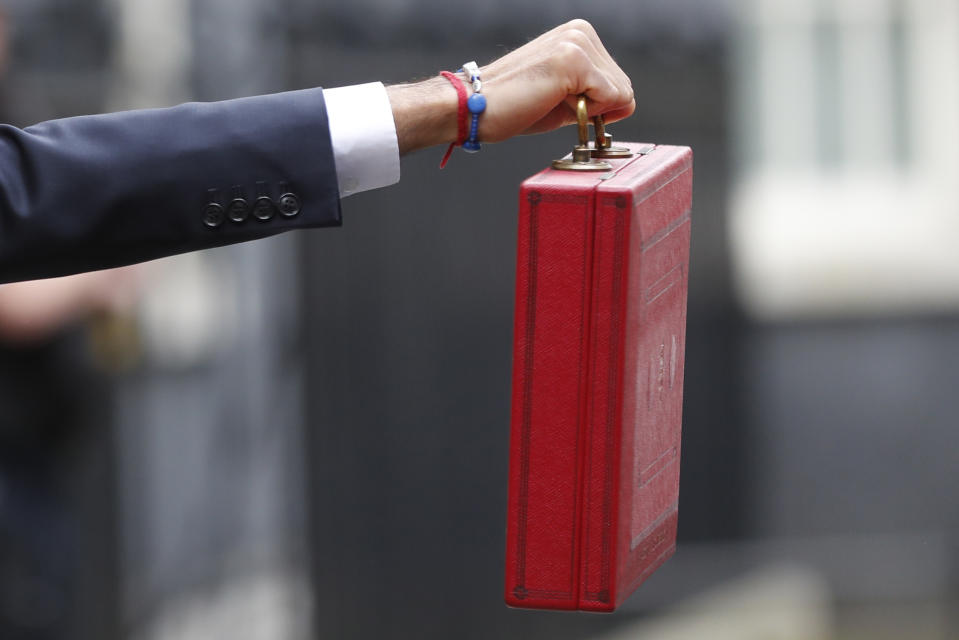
552 95 633 171
591 116 633 159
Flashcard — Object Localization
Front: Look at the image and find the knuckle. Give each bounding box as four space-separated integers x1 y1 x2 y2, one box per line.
566 18 595 36
556 41 586 64
564 29 591 51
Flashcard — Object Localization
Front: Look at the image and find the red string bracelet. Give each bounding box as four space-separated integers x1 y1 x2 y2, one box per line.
439 70 468 168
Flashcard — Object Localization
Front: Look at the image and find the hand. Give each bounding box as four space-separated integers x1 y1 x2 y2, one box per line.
387 20 635 154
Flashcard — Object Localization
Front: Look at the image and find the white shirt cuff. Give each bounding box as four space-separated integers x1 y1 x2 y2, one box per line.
323 82 400 198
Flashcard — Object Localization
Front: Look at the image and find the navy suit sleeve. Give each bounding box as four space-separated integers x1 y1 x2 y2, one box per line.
0 87 341 283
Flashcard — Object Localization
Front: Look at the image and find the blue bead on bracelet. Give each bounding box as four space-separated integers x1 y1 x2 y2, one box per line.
460 61 486 152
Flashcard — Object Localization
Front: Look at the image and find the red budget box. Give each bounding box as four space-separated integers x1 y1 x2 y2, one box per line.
505 142 693 612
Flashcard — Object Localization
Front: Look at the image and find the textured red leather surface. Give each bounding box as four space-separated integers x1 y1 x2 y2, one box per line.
505 143 692 612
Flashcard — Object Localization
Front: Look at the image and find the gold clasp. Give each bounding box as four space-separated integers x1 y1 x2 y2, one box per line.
591 114 633 159
552 96 632 171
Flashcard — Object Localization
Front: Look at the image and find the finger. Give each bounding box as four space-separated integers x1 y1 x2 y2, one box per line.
545 40 632 116
521 101 579 136
559 21 634 114
559 66 631 118
599 99 637 124
558 20 630 87
534 90 634 136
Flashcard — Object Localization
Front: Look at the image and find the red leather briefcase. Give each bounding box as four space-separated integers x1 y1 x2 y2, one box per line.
504 114 692 612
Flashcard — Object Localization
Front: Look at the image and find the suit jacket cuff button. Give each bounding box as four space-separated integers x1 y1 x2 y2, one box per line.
253 196 276 221
278 193 301 218
203 203 225 228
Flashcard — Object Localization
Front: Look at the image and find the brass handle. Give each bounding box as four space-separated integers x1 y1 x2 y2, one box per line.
576 96 590 147
552 96 613 171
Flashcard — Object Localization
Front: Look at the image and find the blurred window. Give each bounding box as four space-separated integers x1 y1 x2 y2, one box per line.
731 0 959 318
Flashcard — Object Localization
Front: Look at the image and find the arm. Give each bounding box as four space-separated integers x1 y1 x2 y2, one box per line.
0 20 632 284
0 88 341 283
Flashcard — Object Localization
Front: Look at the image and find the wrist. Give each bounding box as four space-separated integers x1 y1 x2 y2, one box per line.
387 76 459 155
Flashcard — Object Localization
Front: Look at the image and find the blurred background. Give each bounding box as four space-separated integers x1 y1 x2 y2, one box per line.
0 0 956 639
